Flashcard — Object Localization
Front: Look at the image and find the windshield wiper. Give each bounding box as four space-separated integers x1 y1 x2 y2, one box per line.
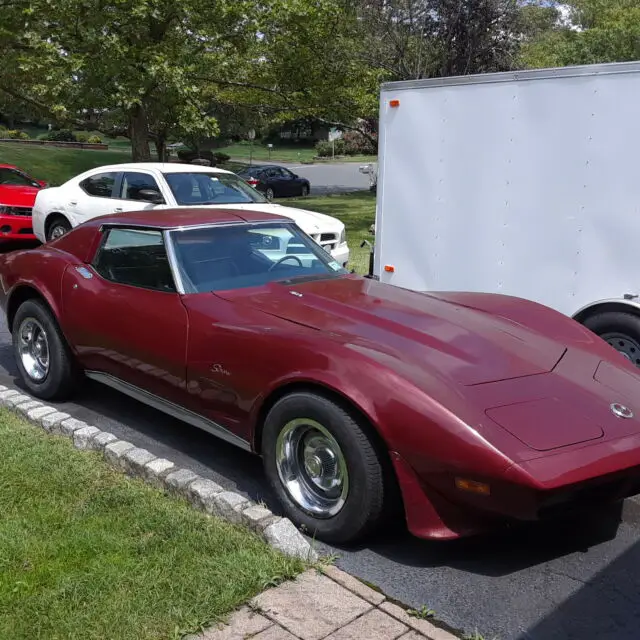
276 273 337 285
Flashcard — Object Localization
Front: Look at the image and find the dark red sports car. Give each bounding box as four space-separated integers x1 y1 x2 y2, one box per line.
2 207 640 544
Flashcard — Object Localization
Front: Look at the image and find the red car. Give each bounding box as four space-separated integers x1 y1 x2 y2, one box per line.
2 207 640 544
0 164 47 242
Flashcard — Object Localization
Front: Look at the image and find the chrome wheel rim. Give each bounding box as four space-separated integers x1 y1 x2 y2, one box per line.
266 189 274 200
50 224 68 240
275 418 349 518
18 318 50 382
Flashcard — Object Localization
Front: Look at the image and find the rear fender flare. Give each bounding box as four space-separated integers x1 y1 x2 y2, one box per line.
7 283 62 330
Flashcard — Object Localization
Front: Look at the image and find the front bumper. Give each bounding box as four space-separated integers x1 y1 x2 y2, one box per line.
0 214 36 241
330 242 350 268
392 446 640 540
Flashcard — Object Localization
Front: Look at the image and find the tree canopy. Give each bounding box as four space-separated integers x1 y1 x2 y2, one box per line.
1 0 640 159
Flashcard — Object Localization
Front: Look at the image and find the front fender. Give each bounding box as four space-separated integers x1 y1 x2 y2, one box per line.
250 337 512 482
432 291 614 355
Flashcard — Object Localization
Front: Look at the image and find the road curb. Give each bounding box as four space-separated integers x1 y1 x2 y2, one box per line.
0 385 318 562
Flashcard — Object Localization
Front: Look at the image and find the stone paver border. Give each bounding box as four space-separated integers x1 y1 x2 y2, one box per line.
0 385 316 561
194 567 460 639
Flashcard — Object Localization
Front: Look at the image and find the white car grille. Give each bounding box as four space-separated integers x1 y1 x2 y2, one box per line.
1 206 33 217
310 232 338 252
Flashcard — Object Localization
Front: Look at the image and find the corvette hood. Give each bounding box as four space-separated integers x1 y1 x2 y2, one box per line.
0 184 39 207
218 277 567 386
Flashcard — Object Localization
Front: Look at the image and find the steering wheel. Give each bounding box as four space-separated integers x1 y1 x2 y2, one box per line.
268 255 304 271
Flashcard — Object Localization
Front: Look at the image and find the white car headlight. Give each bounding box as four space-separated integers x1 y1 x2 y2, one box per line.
339 227 346 244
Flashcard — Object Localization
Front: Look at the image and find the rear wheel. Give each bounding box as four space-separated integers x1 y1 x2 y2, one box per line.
12 299 77 400
265 187 275 201
262 391 387 544
583 311 640 367
46 216 71 242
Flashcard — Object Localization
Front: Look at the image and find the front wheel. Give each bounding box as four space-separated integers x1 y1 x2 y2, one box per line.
13 299 77 400
262 392 387 544
301 185 310 197
47 217 72 242
583 311 640 367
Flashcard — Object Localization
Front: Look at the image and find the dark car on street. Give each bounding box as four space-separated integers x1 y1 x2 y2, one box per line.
238 165 310 200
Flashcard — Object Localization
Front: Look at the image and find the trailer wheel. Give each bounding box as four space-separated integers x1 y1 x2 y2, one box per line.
583 311 640 367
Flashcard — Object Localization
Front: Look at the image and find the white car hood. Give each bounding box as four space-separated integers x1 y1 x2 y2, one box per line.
213 203 342 233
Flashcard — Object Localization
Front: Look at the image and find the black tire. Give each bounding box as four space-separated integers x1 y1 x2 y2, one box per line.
265 187 275 201
582 311 640 367
46 216 72 242
12 299 77 400
301 185 310 197
262 392 386 544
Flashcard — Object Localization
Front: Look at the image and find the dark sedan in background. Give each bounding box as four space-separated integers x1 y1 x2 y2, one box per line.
238 165 310 200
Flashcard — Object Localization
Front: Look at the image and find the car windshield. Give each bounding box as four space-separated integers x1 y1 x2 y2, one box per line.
169 222 348 293
0 167 39 188
163 171 267 205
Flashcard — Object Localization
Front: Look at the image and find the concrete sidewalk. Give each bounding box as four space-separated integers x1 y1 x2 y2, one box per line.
197 566 459 640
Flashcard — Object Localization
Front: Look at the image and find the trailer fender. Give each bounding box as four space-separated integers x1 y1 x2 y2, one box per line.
572 298 640 324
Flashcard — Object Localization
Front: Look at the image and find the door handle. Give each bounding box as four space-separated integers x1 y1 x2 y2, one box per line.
69 201 77 206
114 207 123 212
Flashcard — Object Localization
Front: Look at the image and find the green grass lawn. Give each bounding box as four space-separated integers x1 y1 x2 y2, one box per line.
217 141 376 165
279 191 376 274
0 410 305 640
0 142 131 185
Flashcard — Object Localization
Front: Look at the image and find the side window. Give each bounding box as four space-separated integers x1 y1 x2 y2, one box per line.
265 168 279 179
0 168 39 187
120 172 163 201
80 172 117 198
93 228 176 292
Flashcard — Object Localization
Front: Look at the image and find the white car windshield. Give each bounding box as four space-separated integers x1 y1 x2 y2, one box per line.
163 172 268 205
169 222 348 293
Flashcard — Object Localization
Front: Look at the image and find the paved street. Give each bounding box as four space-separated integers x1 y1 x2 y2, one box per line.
0 313 639 640
243 160 373 194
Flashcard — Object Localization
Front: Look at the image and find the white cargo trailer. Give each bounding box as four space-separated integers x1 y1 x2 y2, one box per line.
373 60 640 364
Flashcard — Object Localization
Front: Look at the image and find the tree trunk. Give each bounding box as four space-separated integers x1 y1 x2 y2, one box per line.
156 135 167 162
128 104 151 162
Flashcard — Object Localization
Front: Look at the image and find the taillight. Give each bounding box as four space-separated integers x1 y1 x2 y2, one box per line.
246 178 259 187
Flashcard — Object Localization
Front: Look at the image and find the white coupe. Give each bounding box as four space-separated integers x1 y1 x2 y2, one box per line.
32 162 350 266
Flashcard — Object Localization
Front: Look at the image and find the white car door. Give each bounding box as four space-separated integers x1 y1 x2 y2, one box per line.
69 170 122 225
109 170 170 214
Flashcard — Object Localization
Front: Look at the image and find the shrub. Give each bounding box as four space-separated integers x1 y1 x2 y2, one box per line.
315 139 345 157
177 149 214 164
212 151 230 164
45 129 76 142
87 135 102 144
342 130 377 156
5 129 29 140
75 132 90 142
